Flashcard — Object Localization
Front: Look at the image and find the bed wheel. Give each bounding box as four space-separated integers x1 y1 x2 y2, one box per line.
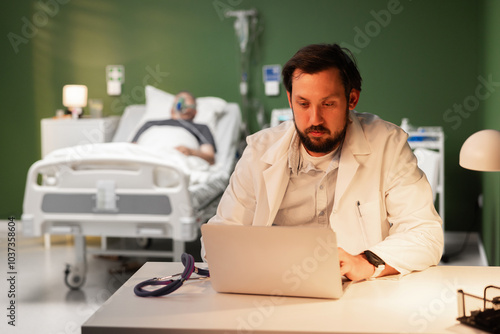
64 264 86 290
136 237 152 249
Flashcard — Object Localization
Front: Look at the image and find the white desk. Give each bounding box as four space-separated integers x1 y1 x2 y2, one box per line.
82 263 499 333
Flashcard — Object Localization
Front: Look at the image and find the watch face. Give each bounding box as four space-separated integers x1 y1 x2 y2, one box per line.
364 251 385 267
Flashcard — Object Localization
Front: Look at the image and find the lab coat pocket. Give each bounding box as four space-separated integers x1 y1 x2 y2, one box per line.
355 200 382 248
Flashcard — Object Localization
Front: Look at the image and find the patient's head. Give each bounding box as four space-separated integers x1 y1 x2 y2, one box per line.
171 91 197 121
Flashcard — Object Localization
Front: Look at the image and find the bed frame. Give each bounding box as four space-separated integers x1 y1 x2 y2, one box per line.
22 102 241 289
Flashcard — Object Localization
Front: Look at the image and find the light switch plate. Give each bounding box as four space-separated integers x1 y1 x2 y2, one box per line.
106 65 124 96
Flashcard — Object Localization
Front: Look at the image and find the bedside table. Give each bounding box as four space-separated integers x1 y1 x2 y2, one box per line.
41 117 120 157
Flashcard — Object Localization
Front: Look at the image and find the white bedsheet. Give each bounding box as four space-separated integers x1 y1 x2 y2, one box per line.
136 125 200 152
44 142 214 185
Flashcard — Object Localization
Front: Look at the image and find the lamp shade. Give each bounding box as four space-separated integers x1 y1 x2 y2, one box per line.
459 129 500 171
63 85 88 108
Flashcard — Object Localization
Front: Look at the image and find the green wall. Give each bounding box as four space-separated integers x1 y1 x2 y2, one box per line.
1 1 37 218
481 0 500 265
0 1 485 240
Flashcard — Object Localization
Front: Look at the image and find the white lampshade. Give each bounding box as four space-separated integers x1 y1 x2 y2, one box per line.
63 85 88 108
459 129 500 171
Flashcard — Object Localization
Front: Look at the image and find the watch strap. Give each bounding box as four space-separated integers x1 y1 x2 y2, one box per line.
363 250 385 266
370 264 385 278
364 250 386 279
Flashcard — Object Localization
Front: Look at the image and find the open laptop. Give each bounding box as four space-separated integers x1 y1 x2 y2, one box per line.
201 224 347 299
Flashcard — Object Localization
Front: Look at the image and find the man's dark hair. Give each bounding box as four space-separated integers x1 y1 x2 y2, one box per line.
282 43 362 100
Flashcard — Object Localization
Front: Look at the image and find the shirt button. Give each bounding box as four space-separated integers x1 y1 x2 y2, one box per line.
320 185 324 190
319 211 325 216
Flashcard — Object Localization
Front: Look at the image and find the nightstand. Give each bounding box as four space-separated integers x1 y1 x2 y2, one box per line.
41 117 120 157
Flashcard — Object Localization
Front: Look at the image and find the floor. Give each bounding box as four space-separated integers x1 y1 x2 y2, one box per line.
0 220 490 334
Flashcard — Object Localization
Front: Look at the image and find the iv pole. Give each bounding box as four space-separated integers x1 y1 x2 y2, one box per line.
225 9 259 136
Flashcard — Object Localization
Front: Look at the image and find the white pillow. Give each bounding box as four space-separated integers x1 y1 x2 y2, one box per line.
144 85 175 122
194 96 227 135
126 86 175 142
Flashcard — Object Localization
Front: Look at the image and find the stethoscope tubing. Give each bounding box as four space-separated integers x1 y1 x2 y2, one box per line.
134 253 209 297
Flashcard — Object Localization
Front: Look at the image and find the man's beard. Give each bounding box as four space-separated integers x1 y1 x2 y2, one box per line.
295 111 349 154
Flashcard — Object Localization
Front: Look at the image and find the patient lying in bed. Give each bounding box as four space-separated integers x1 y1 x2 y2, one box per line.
131 91 217 165
44 90 229 189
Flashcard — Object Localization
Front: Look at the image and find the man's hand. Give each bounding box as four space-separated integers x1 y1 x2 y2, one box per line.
338 247 400 281
175 144 215 165
338 247 375 281
175 145 192 156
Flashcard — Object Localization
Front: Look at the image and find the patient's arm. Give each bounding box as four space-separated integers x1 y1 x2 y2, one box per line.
175 143 215 165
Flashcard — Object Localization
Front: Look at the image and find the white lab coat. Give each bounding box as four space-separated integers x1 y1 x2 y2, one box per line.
207 111 444 275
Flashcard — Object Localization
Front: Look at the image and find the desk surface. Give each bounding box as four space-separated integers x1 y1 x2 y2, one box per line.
82 263 499 334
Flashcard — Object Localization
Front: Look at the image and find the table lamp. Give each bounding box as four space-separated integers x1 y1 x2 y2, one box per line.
460 129 500 171
63 85 88 119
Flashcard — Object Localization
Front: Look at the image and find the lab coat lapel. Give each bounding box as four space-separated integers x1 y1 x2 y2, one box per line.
335 146 359 208
334 112 371 209
260 124 294 226
262 156 289 226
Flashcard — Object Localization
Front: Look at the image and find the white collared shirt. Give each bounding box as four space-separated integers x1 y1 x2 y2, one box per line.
273 133 341 227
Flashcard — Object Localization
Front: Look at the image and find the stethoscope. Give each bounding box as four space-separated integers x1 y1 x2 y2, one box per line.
134 253 210 297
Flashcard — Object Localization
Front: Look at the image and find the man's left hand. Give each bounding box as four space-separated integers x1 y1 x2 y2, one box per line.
338 247 399 281
338 247 375 281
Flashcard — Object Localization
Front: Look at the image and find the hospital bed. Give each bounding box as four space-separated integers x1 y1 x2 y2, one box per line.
22 86 242 288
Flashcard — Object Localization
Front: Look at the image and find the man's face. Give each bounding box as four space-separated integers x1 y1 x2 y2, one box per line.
172 93 197 121
287 68 359 157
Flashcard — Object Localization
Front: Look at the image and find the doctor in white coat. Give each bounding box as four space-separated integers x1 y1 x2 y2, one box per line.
206 43 443 281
